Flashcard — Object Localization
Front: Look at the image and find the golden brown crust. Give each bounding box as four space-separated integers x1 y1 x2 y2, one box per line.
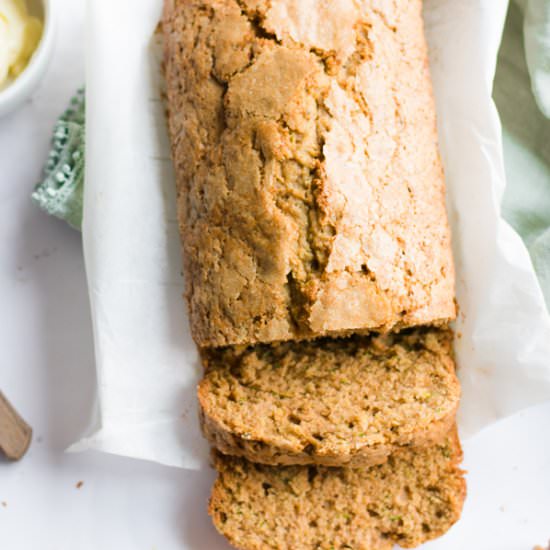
162 0 456 348
209 428 466 550
198 328 460 467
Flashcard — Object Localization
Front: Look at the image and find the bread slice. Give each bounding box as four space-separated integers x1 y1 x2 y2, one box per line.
199 328 460 467
209 430 466 550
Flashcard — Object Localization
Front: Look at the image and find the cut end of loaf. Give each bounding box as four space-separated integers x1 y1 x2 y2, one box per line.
209 430 466 550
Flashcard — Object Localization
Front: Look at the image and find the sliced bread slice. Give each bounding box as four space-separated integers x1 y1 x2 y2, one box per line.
209 430 466 550
199 328 460 467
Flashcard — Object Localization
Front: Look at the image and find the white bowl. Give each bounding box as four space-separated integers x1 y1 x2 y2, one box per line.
0 0 56 117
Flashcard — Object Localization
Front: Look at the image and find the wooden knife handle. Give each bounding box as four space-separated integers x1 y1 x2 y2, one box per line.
0 392 32 460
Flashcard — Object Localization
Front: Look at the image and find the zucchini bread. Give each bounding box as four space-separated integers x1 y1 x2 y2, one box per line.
199 328 460 466
163 0 456 348
210 429 466 550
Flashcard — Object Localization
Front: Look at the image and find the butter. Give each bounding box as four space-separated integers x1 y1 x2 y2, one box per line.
0 0 43 89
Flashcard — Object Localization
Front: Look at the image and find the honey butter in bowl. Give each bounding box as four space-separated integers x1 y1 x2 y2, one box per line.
0 0 55 117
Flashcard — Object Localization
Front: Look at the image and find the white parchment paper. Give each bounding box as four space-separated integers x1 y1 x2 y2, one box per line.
73 0 550 469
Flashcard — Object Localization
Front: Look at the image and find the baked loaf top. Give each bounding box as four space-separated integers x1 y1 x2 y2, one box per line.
163 0 455 347
210 430 466 550
200 328 460 466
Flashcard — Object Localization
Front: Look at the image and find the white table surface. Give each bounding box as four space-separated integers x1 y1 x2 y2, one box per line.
1 1 550 549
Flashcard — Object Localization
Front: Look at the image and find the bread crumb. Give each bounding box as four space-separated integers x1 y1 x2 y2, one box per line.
1 501 6 507
75 481 84 489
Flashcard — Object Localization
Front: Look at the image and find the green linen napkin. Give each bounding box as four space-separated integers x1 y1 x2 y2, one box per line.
32 88 85 230
523 0 550 118
495 0 550 309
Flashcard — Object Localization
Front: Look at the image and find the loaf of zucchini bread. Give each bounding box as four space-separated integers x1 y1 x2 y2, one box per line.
163 0 455 348
163 1 465 547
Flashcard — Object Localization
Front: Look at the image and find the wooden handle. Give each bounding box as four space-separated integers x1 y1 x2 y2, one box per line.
0 392 32 460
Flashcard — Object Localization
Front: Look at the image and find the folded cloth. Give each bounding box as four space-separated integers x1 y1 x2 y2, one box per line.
495 0 550 310
32 88 85 230
523 0 550 117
